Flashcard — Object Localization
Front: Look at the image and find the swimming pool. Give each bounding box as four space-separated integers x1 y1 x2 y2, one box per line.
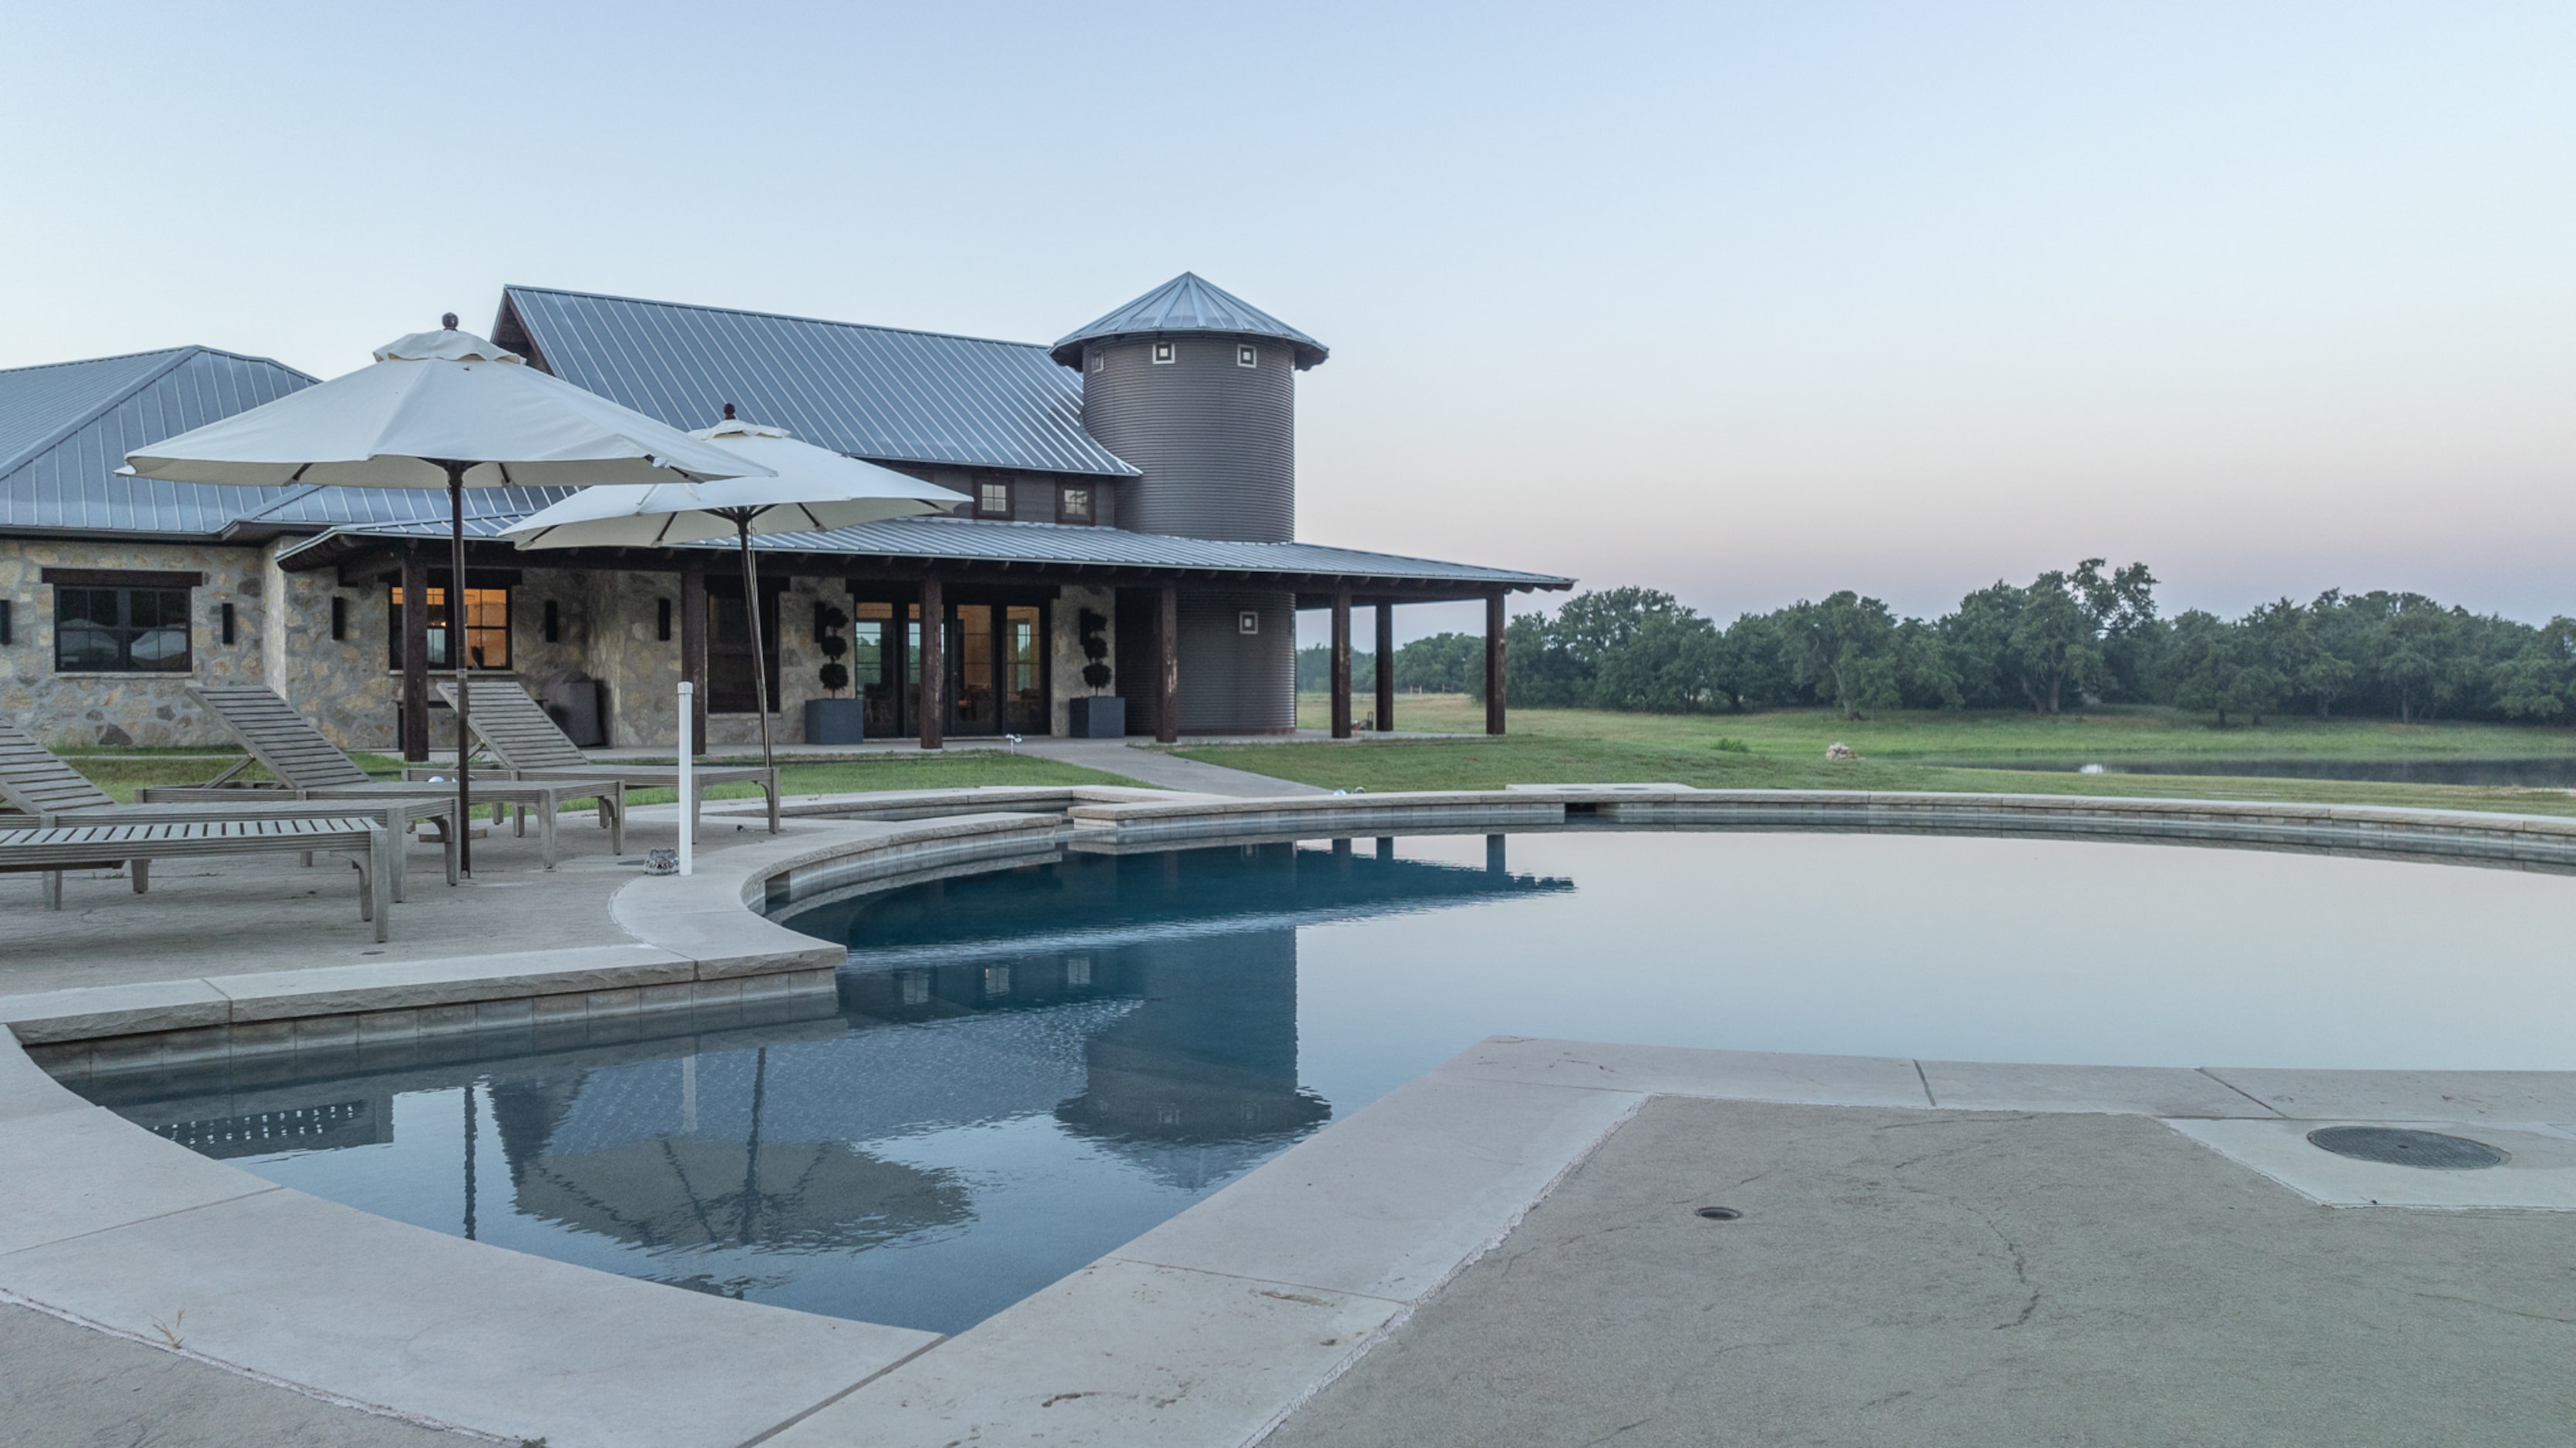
79 829 2576 1333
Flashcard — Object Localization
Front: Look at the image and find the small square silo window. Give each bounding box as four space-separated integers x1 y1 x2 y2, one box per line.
1151 341 1175 365
1090 350 1105 373
1237 345 1258 369
1238 610 1259 635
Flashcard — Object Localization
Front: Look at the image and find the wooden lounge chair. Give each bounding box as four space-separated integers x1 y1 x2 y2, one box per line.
0 716 456 903
437 679 779 833
1 817 392 941
133 683 624 868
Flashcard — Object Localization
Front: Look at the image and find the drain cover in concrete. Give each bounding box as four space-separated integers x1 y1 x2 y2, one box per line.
2305 1126 2507 1170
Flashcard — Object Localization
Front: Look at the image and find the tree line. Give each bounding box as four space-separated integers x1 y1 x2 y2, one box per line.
1302 563 2576 725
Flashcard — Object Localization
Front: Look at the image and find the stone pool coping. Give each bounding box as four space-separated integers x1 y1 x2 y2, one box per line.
8 783 2576 1444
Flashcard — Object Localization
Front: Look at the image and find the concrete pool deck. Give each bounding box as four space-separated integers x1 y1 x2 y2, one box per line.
5 784 2575 1444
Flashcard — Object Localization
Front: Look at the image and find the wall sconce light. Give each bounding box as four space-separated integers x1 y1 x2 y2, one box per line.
0 599 12 646
220 601 237 645
330 595 348 641
543 598 560 642
658 598 673 641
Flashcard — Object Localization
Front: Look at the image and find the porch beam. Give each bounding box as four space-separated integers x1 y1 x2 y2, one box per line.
1375 601 1395 732
399 550 429 762
1330 589 1354 739
920 577 946 749
1155 582 1179 745
680 557 709 751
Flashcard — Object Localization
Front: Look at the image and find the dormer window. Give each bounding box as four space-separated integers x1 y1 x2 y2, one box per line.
1057 484 1095 524
1237 345 1258 369
976 480 1014 519
1151 341 1175 365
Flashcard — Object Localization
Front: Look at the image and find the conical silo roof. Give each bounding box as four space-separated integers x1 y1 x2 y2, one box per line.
1051 273 1327 370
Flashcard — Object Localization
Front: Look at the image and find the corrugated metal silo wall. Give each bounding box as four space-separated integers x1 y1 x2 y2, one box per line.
1081 339 1293 542
1178 590 1296 733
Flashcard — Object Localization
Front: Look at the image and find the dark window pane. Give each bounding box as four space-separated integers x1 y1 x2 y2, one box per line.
55 584 191 672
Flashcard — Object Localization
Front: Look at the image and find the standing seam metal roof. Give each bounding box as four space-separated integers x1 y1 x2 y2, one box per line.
273 513 1572 590
499 285 1140 480
1050 273 1328 369
0 347 317 534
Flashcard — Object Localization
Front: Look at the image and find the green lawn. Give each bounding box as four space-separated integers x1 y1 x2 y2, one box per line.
1172 694 2576 819
1320 692 2576 761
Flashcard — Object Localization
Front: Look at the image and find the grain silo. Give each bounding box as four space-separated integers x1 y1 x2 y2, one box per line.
1054 274 1329 732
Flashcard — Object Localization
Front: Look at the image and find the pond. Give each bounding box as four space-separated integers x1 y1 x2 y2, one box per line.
1942 756 2576 787
79 829 2576 1334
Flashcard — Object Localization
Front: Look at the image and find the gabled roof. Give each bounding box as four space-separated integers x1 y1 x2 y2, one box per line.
0 347 316 534
1051 273 1327 370
495 285 1140 480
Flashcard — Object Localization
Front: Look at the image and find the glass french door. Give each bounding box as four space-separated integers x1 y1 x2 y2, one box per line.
850 597 1048 737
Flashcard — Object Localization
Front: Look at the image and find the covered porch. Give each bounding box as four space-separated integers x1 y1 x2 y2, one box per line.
271 516 1569 758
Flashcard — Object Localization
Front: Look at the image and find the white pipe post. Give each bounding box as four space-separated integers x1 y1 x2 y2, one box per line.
677 680 694 877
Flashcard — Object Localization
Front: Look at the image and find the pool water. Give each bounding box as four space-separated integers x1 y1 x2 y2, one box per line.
81 830 2576 1334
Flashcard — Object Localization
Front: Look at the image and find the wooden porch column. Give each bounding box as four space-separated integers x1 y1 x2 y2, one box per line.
1330 589 1354 739
680 557 709 751
1485 593 1508 736
399 550 429 760
1154 582 1179 744
919 577 945 749
1374 601 1395 732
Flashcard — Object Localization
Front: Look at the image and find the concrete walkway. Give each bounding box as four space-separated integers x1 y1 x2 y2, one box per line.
1019 738 1329 796
1269 1096 2576 1447
0 1302 479 1447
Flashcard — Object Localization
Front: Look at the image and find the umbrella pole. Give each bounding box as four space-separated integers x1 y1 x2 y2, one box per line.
448 464 473 877
736 517 779 832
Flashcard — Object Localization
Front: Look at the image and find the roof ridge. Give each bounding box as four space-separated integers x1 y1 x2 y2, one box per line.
503 284 1053 354
0 346 201 483
0 345 193 379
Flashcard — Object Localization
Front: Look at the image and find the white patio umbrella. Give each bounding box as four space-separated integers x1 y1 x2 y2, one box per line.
120 319 769 873
501 409 967 790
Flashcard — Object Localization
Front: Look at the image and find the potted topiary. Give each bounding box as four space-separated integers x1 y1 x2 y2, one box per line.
1068 608 1124 737
803 603 867 745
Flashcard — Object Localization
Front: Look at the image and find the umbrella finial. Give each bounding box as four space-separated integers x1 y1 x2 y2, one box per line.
722 402 737 421
442 312 459 331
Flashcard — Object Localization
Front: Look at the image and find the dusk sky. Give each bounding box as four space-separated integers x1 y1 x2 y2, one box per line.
9 2 2571 641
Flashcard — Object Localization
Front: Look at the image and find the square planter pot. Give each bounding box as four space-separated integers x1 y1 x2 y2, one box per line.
803 697 867 746
1068 695 1125 739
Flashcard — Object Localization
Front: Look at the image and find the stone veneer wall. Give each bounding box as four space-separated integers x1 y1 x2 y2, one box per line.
1051 584 1115 736
576 568 837 749
0 539 267 747
258 554 598 752
6 541 1105 750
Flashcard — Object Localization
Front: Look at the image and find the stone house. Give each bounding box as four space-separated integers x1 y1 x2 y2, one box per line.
0 275 1568 756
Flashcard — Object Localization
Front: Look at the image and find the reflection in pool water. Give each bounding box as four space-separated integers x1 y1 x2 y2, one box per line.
82 830 2576 1332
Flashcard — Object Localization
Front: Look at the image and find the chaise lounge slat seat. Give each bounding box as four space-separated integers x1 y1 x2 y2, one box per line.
436 679 779 833
133 684 624 868
1 716 457 903
0 817 392 941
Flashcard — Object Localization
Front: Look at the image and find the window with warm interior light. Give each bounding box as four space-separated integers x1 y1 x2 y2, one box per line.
388 585 510 671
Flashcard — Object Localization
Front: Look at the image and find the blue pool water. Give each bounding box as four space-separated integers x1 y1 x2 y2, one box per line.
82 830 2576 1333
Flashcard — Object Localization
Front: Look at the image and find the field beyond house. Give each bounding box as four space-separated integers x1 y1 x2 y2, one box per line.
1165 692 2576 819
